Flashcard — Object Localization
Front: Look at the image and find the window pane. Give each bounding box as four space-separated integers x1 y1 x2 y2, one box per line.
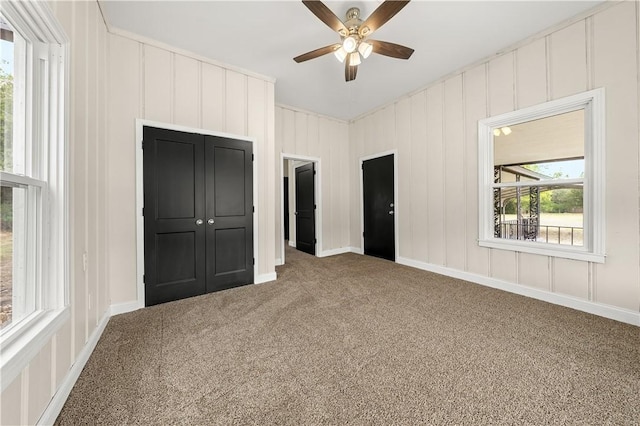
1 15 15 173
0 185 12 327
0 182 30 329
494 109 585 182
1 14 25 175
494 184 584 247
496 159 585 183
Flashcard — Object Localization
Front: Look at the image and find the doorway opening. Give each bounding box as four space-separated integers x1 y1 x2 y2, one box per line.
279 154 322 265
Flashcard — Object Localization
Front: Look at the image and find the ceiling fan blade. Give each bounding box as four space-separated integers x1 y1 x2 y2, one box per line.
369 39 414 59
302 0 349 37
294 44 341 63
359 0 411 37
345 55 358 82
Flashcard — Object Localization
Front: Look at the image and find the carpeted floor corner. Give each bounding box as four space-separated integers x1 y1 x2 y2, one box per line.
55 247 640 425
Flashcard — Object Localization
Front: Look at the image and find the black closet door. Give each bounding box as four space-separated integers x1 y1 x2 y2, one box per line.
205 136 254 292
144 128 253 306
143 127 206 306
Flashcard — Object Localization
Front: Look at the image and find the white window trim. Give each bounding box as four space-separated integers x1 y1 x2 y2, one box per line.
478 88 605 263
0 1 69 392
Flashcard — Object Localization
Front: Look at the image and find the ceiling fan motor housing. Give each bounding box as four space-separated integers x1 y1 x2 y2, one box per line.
345 7 363 38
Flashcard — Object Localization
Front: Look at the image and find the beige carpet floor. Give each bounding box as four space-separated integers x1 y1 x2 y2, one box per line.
56 247 640 425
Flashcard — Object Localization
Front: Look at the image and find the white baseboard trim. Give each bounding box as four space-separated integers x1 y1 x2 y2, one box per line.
255 272 277 284
275 258 283 266
110 300 143 316
37 311 111 426
318 247 353 257
396 256 640 326
349 247 363 255
288 241 296 248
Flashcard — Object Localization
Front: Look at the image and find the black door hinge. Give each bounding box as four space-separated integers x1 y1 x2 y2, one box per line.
314 204 317 210
253 258 255 265
362 232 365 237
314 239 317 244
252 154 254 161
252 206 255 213
142 207 144 216
143 274 145 283
142 140 145 149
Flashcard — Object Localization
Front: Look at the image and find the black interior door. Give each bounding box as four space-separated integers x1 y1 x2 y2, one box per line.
363 154 395 261
283 177 290 241
143 127 206 306
205 136 253 292
144 127 253 306
295 162 315 255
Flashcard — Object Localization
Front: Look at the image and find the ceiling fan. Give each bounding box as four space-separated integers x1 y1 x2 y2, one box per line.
294 0 414 82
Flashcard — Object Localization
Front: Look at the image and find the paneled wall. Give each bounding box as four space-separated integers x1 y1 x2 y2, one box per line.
275 105 350 261
2 3 277 423
107 32 276 304
0 1 110 424
349 2 640 314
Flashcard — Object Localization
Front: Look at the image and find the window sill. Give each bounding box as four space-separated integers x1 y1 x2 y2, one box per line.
0 307 70 392
479 239 605 263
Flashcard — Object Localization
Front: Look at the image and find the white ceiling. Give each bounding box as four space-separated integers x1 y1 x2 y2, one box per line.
100 1 603 121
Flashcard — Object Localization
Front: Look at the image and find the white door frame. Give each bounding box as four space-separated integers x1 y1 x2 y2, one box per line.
359 150 399 261
135 119 260 309
279 153 322 265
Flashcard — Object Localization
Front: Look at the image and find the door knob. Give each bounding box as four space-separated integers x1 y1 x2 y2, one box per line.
195 219 203 225
207 219 214 225
388 211 394 215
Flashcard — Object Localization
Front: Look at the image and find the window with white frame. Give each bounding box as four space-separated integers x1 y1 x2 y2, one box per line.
478 89 605 263
0 1 68 388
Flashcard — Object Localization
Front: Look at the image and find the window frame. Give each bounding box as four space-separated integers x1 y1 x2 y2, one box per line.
0 1 69 392
478 89 605 263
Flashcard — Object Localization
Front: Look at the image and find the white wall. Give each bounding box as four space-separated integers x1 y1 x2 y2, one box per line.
275 105 351 260
1 2 278 423
349 2 640 316
1 1 110 424
107 30 276 305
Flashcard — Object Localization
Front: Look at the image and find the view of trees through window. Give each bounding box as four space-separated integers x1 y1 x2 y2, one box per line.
504 161 584 215
493 109 585 247
1 16 15 327
499 161 584 246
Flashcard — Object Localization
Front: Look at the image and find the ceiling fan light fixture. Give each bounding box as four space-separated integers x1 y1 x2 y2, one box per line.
358 41 373 58
294 0 414 82
343 36 357 53
349 52 361 66
334 46 347 63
